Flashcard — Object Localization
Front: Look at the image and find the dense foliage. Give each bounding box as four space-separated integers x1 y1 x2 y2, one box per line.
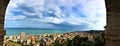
48 35 104 46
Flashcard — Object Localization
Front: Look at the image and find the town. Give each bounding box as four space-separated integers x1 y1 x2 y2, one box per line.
3 30 105 46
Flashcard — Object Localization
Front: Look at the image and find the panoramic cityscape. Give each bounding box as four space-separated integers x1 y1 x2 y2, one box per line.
4 30 105 46
3 0 106 46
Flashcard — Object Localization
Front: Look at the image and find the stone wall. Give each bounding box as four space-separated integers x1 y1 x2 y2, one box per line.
0 0 9 46
105 0 120 46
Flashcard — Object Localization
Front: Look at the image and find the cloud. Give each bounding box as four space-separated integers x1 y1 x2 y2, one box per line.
5 0 106 30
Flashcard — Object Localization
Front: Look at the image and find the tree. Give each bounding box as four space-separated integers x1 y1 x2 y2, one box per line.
81 41 95 46
95 38 104 46
73 35 81 46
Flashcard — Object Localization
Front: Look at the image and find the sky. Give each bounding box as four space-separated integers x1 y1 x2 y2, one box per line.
4 0 106 30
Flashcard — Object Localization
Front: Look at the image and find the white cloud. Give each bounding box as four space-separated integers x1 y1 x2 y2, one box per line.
5 0 106 30
5 15 26 20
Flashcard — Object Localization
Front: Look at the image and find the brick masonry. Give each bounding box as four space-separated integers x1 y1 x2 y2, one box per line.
0 0 9 46
105 0 120 46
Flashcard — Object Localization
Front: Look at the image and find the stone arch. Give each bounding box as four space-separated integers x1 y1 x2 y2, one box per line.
0 0 120 46
0 0 9 46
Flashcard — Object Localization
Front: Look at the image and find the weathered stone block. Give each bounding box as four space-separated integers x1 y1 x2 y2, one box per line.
110 37 120 42
105 0 120 12
105 36 111 41
0 0 10 6
0 6 6 15
0 28 4 31
0 24 4 29
0 31 5 36
106 31 120 36
0 17 4 20
106 33 119 37
106 0 120 46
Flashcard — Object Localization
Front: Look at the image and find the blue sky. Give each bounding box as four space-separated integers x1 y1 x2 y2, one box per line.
4 0 106 30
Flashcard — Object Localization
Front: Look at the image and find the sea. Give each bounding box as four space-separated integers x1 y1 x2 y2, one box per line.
5 28 75 36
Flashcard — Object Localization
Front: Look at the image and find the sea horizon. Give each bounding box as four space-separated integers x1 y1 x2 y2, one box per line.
5 28 75 36
4 28 104 36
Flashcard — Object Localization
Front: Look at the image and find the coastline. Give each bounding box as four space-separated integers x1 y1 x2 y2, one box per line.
5 28 104 36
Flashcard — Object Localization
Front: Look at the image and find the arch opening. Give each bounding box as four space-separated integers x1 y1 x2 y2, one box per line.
0 1 109 45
